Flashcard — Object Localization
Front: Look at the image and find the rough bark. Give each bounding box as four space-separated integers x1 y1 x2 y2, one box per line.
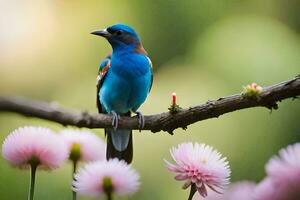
0 75 299 134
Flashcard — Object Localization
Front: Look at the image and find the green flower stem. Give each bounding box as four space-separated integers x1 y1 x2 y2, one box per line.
103 177 113 200
28 164 38 200
188 184 197 200
72 161 78 200
106 193 112 200
70 143 80 200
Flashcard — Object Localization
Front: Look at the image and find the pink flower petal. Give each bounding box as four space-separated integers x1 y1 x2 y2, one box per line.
175 174 188 181
2 126 68 169
197 183 208 197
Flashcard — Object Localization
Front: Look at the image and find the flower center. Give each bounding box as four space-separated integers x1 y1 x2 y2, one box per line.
102 176 114 195
28 156 40 167
70 143 81 162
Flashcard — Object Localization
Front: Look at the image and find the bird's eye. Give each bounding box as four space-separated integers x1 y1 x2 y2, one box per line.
115 30 123 36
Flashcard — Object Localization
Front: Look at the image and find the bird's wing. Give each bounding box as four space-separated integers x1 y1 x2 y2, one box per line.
96 55 111 113
146 56 153 93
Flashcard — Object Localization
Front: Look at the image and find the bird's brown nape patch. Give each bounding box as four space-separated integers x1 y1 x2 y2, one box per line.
100 54 111 75
101 62 110 74
134 44 148 55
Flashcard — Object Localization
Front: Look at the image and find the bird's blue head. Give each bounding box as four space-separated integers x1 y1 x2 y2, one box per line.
91 24 142 51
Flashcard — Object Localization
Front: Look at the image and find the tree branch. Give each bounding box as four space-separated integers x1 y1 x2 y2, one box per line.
0 75 299 134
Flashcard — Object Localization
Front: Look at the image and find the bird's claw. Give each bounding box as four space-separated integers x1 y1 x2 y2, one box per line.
135 111 145 132
111 111 120 130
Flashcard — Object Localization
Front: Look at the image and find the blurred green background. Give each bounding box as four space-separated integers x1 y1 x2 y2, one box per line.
0 0 299 200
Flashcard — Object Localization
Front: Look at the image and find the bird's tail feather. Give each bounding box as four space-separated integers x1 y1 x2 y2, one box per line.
106 129 133 163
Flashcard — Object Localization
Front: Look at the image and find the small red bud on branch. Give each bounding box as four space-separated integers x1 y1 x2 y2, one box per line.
172 92 177 106
169 92 182 114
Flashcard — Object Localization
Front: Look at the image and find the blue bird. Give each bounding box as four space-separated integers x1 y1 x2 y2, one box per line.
92 24 153 163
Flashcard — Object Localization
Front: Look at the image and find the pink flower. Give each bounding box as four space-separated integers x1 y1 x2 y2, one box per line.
254 143 300 200
243 82 263 98
73 159 140 197
196 181 256 200
245 83 263 92
266 143 300 180
165 142 231 197
60 129 106 162
2 126 68 169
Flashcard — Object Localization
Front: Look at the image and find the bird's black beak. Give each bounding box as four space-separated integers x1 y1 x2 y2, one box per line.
91 29 110 38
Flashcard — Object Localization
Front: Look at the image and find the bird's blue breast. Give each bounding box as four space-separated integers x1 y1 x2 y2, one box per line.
99 52 151 114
